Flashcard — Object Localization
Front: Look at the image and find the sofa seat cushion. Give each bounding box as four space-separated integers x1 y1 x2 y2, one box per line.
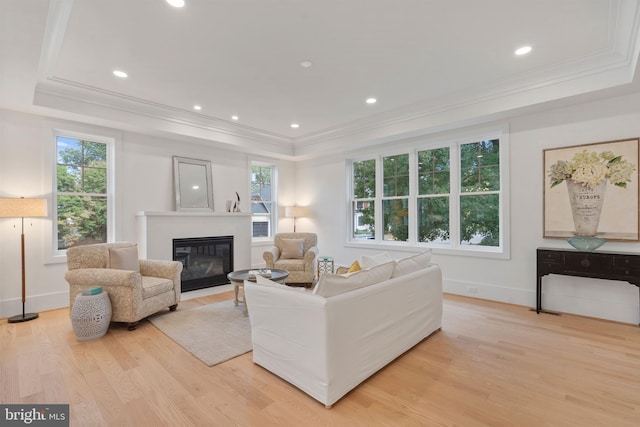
275 259 305 271
141 276 174 299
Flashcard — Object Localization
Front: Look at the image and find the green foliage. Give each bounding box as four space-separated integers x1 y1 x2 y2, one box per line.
460 194 499 246
353 159 375 198
418 196 450 242
251 165 271 199
56 138 108 249
383 154 409 197
383 199 408 241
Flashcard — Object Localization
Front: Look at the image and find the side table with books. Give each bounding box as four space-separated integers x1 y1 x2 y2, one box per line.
71 287 112 341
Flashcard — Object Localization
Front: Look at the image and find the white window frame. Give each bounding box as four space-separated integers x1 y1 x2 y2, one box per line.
346 125 510 259
52 129 115 257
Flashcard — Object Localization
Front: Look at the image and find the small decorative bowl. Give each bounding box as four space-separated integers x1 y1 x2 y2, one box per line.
567 236 606 252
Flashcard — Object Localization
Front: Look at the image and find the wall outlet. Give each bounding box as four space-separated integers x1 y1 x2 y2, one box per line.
467 286 478 294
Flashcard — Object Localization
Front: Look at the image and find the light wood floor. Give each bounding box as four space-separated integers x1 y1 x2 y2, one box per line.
1 291 639 427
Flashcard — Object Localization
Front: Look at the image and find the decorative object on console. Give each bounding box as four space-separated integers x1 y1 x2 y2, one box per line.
543 138 639 246
0 197 47 323
284 206 310 232
173 156 214 212
567 236 607 252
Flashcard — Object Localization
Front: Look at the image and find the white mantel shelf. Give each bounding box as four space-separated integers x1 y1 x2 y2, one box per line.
136 211 251 271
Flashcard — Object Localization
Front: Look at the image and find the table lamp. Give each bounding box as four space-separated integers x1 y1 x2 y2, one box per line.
0 197 48 323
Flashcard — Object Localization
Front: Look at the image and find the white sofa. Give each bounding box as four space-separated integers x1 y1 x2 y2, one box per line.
244 252 442 408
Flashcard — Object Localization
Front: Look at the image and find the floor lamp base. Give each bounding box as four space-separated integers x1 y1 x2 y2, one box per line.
8 312 39 323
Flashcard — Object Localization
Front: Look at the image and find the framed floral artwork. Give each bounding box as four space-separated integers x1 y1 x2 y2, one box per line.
543 138 640 241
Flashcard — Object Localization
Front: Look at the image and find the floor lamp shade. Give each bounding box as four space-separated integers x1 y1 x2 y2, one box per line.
284 206 311 232
0 197 48 323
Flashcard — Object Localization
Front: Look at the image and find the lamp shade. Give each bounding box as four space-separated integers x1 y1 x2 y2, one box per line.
0 198 47 218
284 206 311 218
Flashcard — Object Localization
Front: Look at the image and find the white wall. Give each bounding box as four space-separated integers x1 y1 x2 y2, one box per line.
3 90 640 324
0 109 295 317
295 91 640 325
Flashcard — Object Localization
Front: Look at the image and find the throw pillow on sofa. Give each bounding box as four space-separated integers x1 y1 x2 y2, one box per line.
313 261 395 297
391 250 432 278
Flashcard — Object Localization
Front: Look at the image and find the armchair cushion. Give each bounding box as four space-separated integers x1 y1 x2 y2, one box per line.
108 245 140 272
280 238 305 259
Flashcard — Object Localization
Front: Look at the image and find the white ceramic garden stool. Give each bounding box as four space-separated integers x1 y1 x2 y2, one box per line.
71 291 112 341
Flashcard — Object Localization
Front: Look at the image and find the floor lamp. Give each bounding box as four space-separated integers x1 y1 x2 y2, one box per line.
0 197 47 323
284 206 310 232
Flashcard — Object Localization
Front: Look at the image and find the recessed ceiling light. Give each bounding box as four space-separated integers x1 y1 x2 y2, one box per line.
166 0 185 7
113 70 128 78
290 123 299 128
515 46 532 56
193 105 202 111
300 60 313 68
231 115 239 121
366 97 377 104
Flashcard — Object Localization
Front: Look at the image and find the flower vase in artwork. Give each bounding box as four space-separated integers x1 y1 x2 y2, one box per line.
565 179 606 237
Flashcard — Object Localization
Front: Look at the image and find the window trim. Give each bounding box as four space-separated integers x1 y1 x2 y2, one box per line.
346 125 510 259
52 129 115 258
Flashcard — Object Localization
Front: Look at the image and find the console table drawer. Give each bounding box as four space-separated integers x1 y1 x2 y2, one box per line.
539 251 562 262
615 256 640 269
563 253 613 275
613 267 640 279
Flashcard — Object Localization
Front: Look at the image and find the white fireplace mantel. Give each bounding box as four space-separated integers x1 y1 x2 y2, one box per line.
135 211 251 271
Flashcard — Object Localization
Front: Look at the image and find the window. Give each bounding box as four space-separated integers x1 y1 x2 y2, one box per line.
251 164 276 238
55 133 112 250
349 134 506 255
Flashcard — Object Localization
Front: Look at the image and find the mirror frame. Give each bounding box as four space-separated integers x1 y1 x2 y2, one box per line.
173 156 214 211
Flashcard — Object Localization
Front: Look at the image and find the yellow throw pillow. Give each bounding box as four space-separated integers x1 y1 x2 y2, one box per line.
347 260 361 273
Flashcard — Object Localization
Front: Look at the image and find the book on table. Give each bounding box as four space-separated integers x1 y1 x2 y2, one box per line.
248 269 272 279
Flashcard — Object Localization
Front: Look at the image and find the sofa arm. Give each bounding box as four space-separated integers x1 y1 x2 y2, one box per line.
65 268 140 288
139 259 183 281
263 246 281 268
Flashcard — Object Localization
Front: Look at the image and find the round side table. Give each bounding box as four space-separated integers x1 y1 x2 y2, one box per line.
71 291 112 341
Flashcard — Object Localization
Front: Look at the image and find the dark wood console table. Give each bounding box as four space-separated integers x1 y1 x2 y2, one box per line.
537 248 640 324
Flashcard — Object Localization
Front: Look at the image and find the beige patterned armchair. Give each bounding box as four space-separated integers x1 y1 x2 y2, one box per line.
263 233 319 285
65 242 183 330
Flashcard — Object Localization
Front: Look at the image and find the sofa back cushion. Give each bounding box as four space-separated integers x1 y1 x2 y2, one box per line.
391 250 432 278
313 261 395 297
359 252 392 269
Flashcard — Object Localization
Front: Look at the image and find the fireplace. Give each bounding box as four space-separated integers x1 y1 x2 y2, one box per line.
173 236 234 292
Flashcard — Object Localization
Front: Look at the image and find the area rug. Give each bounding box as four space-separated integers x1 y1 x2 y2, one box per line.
147 300 251 367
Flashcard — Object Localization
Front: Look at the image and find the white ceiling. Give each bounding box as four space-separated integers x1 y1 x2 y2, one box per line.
2 0 640 158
